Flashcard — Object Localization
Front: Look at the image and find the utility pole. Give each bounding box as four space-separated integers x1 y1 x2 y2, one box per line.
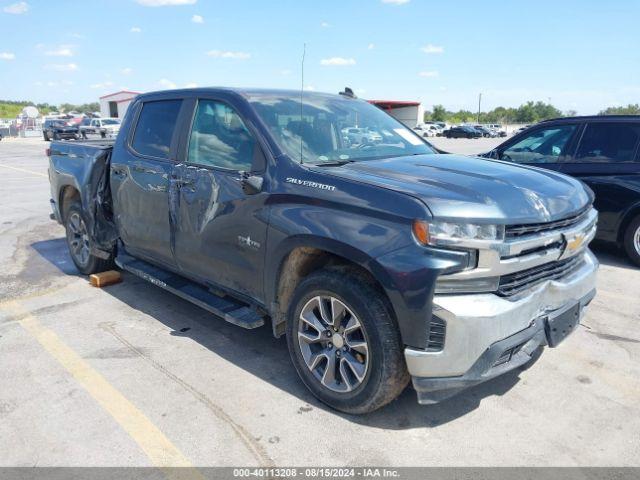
477 93 482 123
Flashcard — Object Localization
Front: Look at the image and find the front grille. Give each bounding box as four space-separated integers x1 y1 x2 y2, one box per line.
506 209 590 238
426 315 446 352
497 255 584 296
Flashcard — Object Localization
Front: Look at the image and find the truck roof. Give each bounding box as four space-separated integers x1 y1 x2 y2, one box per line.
135 87 351 101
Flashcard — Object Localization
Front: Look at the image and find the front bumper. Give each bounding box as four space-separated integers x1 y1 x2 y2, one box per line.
405 249 598 403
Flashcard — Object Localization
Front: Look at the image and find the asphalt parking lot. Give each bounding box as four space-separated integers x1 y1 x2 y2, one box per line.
1 136 639 467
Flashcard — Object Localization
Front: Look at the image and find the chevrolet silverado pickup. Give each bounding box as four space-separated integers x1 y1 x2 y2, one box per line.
47 88 598 413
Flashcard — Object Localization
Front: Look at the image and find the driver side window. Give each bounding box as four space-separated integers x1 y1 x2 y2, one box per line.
502 125 577 164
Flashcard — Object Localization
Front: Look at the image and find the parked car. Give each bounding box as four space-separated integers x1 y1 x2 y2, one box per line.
444 125 483 139
48 88 597 413
80 117 121 139
473 125 498 138
342 127 383 145
482 115 640 265
42 118 79 141
414 124 440 137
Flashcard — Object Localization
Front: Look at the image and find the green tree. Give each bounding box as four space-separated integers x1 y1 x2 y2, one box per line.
431 104 447 122
598 104 640 115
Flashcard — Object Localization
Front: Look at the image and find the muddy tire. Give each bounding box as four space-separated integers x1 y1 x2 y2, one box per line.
286 268 409 414
623 215 640 267
64 202 114 275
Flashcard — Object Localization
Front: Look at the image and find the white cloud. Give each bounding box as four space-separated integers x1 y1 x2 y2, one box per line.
303 85 316 91
206 50 251 60
45 63 78 72
90 81 114 89
46 81 57 87
184 82 198 88
130 27 142 33
418 70 439 78
69 33 85 39
381 0 409 4
191 14 204 23
136 0 196 6
158 78 177 89
45 46 74 57
320 57 356 66
367 43 375 50
421 44 444 54
280 69 292 76
121 67 133 75
0 52 15 60
320 21 330 28
3 2 29 14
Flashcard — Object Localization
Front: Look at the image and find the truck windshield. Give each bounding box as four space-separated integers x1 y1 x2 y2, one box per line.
248 93 435 164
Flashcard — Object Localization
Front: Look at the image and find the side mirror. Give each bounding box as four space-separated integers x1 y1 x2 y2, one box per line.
240 171 263 195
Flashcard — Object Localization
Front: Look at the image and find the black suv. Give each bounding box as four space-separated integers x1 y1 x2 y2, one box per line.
483 116 640 265
444 126 483 139
42 118 79 141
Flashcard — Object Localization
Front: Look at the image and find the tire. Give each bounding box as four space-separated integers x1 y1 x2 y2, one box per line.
43 132 49 142
623 215 640 267
286 268 409 414
81 131 87 139
64 202 114 275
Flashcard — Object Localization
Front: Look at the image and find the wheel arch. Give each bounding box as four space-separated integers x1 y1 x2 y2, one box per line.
58 185 81 222
268 236 396 339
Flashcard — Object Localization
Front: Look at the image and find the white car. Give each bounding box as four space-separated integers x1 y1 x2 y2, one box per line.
80 117 121 139
342 127 383 145
414 124 441 137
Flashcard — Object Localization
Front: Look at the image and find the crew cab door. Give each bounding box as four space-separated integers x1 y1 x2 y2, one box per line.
110 98 185 269
492 123 580 173
561 121 640 240
171 96 269 302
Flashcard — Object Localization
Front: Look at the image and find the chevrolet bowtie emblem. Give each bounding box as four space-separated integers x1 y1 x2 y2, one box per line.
566 233 585 253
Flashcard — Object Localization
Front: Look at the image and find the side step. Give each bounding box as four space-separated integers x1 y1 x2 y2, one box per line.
115 253 265 329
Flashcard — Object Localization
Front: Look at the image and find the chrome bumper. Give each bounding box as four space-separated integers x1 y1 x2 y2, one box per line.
405 249 598 379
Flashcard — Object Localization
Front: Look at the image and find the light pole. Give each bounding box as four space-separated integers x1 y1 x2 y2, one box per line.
477 93 482 123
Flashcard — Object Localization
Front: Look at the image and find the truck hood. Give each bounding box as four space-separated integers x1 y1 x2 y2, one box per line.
319 154 592 223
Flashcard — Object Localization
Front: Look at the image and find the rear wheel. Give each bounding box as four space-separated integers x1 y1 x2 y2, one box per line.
64 202 114 274
43 132 49 141
623 215 640 267
286 268 409 414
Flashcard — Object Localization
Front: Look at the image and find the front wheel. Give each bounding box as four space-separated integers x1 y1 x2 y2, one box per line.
64 202 114 274
623 215 640 267
286 268 409 414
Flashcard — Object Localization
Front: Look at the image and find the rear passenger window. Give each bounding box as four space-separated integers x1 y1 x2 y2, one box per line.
575 123 640 163
131 100 182 159
187 99 257 171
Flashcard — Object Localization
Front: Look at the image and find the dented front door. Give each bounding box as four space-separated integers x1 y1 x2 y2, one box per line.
170 97 269 303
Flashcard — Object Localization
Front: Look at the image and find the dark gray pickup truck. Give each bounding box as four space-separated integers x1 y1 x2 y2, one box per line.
48 88 598 413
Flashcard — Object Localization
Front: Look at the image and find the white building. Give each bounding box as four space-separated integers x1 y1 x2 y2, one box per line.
368 100 424 128
99 90 140 119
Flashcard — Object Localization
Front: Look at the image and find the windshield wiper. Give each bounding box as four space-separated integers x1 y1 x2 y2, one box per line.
311 159 355 167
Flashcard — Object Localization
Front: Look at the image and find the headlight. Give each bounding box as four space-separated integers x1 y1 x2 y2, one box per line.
413 219 505 246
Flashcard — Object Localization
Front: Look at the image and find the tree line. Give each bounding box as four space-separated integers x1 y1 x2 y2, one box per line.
0 100 100 118
425 102 640 125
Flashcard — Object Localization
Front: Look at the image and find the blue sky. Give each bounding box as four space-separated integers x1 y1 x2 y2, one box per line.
0 0 638 114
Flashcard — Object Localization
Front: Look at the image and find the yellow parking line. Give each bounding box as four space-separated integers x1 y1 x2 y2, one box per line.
3 300 203 478
0 163 48 178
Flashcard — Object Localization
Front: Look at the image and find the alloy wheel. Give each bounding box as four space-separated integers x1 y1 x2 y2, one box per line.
67 212 90 267
297 295 370 393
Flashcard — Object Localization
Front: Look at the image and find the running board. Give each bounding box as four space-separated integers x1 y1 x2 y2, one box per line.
115 253 265 329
